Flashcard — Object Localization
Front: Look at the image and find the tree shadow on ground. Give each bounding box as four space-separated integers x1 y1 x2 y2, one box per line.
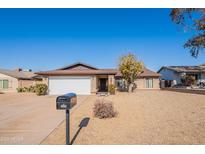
70 117 90 145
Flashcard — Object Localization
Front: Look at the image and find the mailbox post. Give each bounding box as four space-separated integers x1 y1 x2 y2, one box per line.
66 109 70 145
56 93 77 145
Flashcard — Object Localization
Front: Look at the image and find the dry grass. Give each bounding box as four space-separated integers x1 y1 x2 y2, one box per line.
42 90 205 145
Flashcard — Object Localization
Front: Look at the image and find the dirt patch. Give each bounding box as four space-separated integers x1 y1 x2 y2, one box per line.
41 90 205 145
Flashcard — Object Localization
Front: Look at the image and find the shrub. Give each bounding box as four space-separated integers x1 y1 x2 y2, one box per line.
93 99 117 119
35 84 48 96
17 86 36 93
29 86 36 93
17 88 24 93
108 84 116 95
24 87 29 92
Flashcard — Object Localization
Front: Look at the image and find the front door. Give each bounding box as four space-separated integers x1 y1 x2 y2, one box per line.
99 78 108 92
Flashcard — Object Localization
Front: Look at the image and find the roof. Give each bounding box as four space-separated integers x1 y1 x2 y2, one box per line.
57 62 98 70
36 69 118 76
0 68 37 79
139 67 161 77
115 67 161 78
158 66 205 73
36 62 160 77
36 63 118 75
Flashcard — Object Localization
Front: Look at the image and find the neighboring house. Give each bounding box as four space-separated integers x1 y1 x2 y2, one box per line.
36 62 161 95
158 64 205 86
0 68 42 92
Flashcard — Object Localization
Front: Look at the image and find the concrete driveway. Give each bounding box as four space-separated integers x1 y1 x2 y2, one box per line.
0 93 88 144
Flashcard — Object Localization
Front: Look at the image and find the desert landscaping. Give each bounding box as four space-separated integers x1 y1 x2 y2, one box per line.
42 90 205 145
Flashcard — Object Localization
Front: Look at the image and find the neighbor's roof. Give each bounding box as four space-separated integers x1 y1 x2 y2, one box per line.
158 66 205 73
0 68 37 79
199 63 205 67
115 67 161 78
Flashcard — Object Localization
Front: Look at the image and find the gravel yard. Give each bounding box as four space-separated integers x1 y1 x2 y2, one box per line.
42 90 205 145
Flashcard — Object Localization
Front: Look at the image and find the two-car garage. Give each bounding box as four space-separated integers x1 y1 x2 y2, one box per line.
48 76 91 95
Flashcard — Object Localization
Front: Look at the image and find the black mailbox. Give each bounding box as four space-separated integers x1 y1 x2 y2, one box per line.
56 93 77 145
56 93 77 110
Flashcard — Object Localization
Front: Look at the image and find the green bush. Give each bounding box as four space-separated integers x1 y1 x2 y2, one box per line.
29 86 36 93
24 87 29 92
17 86 36 93
108 84 115 95
17 88 24 93
35 84 48 96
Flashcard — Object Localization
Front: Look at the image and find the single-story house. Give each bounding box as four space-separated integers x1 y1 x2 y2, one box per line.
158 64 205 86
36 62 161 95
0 68 42 92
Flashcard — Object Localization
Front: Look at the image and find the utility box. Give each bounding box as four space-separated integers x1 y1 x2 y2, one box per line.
56 93 77 110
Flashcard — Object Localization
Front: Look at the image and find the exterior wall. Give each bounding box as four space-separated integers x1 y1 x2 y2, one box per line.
18 79 35 88
153 78 160 89
108 75 115 85
135 78 144 89
159 68 181 84
91 75 97 93
0 73 18 92
134 77 160 89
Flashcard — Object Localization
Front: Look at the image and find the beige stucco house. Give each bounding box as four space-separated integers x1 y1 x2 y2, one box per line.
0 68 42 93
36 63 117 95
36 62 161 95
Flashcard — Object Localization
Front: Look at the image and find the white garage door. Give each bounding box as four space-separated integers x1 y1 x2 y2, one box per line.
48 76 91 95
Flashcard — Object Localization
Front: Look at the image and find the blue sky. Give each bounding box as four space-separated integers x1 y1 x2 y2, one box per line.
0 8 205 72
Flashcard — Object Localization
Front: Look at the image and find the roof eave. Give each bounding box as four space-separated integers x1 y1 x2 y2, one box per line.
36 72 117 76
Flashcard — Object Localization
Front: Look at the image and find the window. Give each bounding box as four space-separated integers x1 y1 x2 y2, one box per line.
0 80 2 89
146 78 153 88
0 80 9 89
